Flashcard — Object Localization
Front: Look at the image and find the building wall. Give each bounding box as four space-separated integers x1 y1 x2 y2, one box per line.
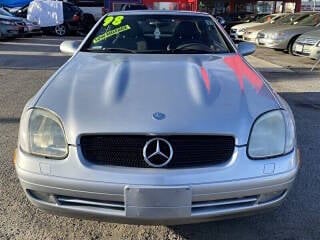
200 0 302 14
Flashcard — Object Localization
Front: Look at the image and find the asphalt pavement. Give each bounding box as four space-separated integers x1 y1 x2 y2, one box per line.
0 36 319 240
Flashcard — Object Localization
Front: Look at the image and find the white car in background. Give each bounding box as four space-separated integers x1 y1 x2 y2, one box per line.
230 13 286 41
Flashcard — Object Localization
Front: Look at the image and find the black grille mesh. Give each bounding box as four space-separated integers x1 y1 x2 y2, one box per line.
80 135 235 168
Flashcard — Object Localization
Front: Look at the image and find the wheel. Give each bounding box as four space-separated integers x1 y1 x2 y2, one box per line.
288 36 300 55
54 24 67 36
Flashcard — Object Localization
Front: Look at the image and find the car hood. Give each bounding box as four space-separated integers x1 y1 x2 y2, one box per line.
232 22 264 30
245 23 276 33
0 14 21 21
299 29 320 38
36 53 279 145
261 24 315 34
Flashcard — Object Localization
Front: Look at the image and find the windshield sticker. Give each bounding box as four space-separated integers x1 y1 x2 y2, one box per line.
93 25 131 44
103 16 125 27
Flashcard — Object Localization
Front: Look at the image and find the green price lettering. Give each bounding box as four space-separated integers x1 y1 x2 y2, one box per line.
103 16 124 27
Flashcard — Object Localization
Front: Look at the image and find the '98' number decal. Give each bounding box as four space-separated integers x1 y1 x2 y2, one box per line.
103 16 124 27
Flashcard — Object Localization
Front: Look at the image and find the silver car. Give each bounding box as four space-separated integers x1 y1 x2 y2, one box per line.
15 11 299 225
230 13 286 41
293 29 320 59
0 7 42 36
0 10 24 39
243 12 311 43
256 12 320 54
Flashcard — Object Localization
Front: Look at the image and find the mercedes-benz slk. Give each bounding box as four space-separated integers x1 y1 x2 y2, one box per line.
15 11 300 225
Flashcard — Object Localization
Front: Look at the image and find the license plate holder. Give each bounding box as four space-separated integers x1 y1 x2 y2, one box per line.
295 44 303 52
125 186 192 218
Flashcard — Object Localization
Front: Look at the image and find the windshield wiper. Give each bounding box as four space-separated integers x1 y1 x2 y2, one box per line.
84 47 136 53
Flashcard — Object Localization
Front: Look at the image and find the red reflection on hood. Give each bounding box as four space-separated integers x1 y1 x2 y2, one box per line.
200 67 210 92
223 55 263 92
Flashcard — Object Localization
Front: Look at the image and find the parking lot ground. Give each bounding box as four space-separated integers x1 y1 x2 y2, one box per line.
253 47 320 72
1 36 320 240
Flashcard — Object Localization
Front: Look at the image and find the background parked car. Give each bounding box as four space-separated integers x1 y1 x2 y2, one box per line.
0 9 25 39
293 29 320 59
242 12 312 43
230 13 286 41
220 12 268 33
256 12 320 54
0 7 41 36
120 3 148 10
215 16 226 29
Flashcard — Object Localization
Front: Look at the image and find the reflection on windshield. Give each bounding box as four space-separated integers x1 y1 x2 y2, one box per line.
83 14 233 54
296 14 320 26
256 15 271 23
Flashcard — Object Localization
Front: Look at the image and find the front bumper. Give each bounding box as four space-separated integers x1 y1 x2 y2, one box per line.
15 146 300 225
293 42 320 60
256 37 288 49
243 34 257 43
230 31 244 41
0 25 20 38
26 25 42 35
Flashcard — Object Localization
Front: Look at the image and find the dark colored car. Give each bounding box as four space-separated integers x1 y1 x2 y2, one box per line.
121 4 148 11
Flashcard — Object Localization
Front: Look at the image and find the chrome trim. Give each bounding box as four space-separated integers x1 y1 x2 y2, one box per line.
192 196 258 209
57 196 125 210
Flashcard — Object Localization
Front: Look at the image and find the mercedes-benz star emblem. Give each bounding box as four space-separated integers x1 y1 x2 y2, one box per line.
152 112 166 120
143 138 173 168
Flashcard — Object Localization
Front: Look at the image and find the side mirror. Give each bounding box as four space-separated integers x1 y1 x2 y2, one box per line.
60 40 81 54
237 42 256 56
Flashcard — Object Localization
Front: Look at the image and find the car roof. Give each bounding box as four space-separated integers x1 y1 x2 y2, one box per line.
108 10 210 17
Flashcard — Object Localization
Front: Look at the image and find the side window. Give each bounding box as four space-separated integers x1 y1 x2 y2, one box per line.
63 5 74 20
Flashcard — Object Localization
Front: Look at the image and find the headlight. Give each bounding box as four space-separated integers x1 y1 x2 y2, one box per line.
238 28 246 33
0 20 15 25
248 110 295 159
19 108 68 159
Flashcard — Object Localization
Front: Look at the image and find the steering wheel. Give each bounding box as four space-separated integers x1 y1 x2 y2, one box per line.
167 42 213 52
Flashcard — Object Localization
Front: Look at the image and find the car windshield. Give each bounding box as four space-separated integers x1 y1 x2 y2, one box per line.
256 15 272 23
82 14 233 54
295 13 320 26
275 13 307 25
0 8 13 17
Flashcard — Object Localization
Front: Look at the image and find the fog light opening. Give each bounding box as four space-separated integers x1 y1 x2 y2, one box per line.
258 190 286 204
27 189 57 204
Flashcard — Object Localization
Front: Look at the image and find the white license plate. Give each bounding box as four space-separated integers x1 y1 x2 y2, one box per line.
125 186 192 218
295 44 303 52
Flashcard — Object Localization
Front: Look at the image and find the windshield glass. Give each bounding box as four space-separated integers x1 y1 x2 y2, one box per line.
274 13 307 25
256 15 272 23
0 8 13 17
82 14 233 54
295 13 320 26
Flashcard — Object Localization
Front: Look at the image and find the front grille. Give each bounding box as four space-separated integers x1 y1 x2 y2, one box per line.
80 135 235 168
296 37 318 45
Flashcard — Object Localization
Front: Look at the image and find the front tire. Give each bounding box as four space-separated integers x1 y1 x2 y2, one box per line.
288 36 300 55
54 24 67 36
